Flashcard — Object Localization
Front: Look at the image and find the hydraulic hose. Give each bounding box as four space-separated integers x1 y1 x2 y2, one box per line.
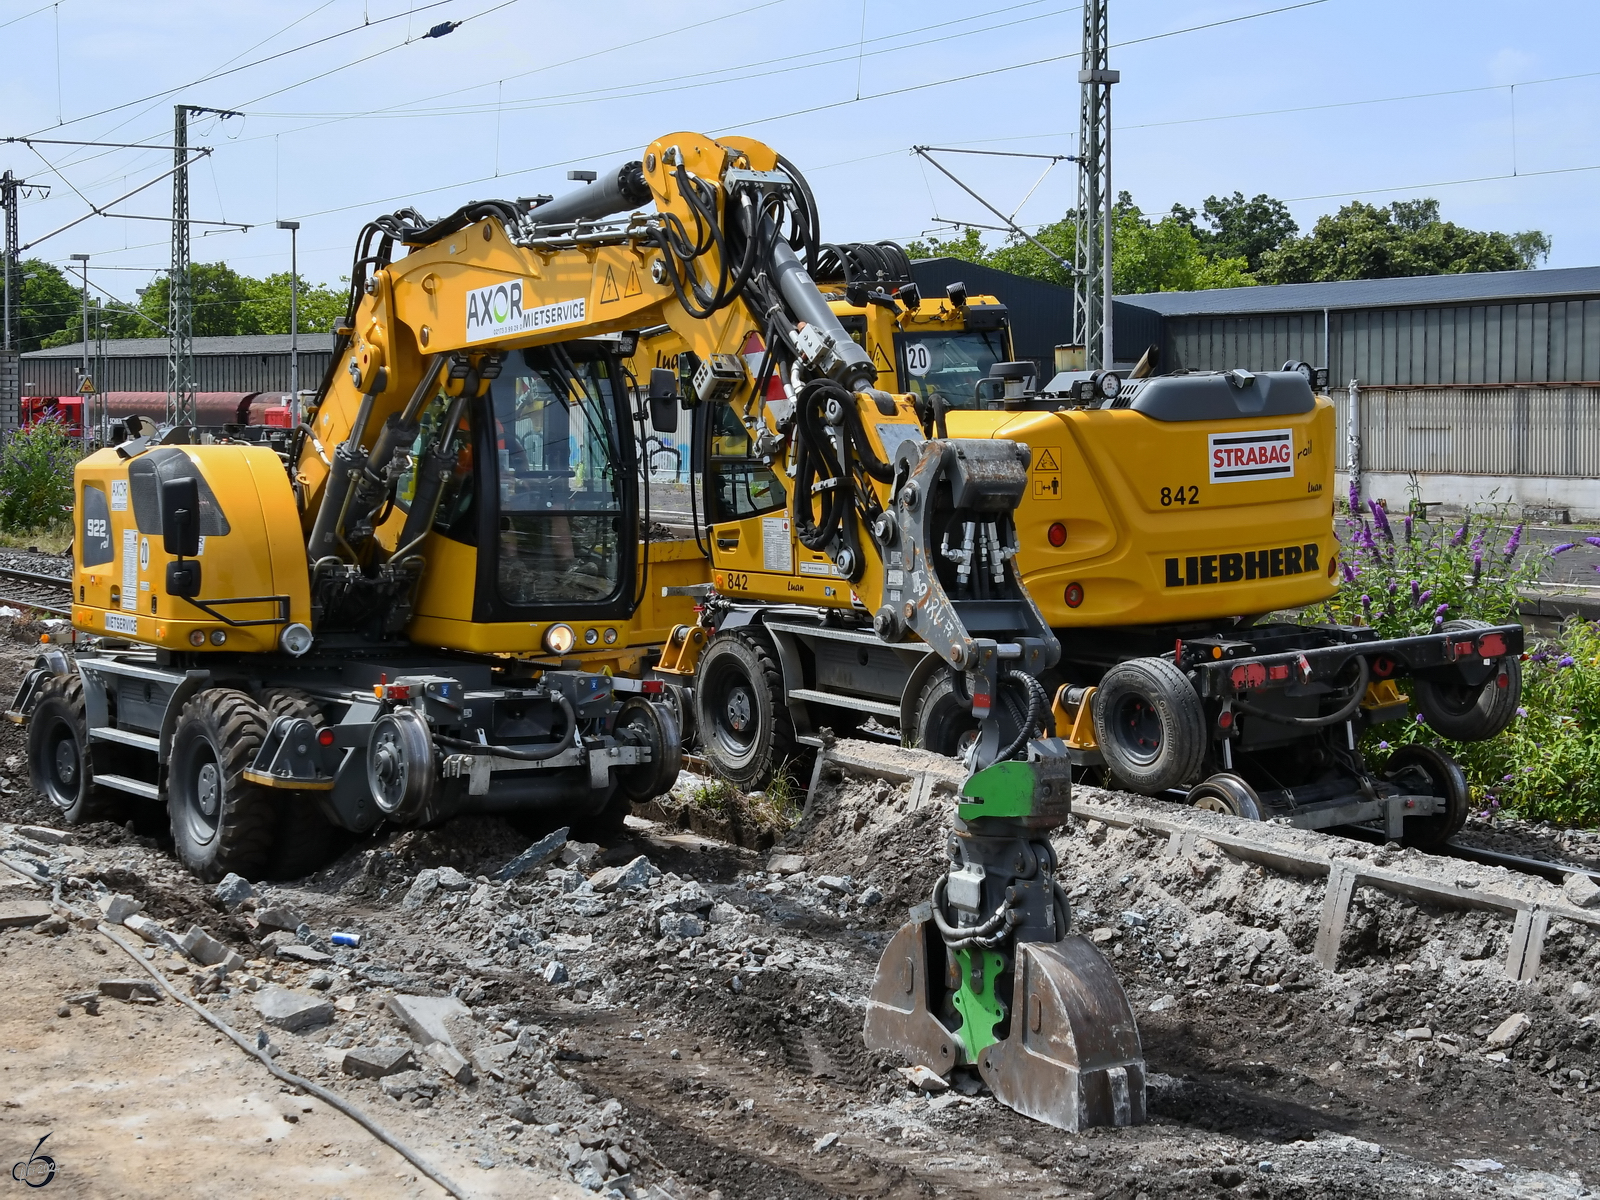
994 667 1049 764
929 875 1015 951
1233 656 1371 728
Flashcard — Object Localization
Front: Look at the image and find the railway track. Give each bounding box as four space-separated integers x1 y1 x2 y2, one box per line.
0 564 71 617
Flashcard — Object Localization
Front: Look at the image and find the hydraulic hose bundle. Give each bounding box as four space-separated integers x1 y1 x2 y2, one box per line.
790 378 893 558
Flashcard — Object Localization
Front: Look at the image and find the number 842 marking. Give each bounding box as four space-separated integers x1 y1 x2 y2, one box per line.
1160 485 1199 507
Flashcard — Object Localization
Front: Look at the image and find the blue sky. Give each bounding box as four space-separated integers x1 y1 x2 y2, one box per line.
3 0 1597 304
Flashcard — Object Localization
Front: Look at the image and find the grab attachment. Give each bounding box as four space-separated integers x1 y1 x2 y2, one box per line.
863 751 1146 1132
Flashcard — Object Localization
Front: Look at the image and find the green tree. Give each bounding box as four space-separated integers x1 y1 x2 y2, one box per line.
242 272 349 334
904 226 990 265
906 197 1254 294
0 260 82 351
127 262 255 337
1175 191 1298 273
1260 199 1551 283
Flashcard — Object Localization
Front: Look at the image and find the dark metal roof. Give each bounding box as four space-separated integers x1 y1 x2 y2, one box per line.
24 333 338 359
1120 265 1600 317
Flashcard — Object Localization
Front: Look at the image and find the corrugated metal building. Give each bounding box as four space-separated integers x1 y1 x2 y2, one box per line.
1121 267 1600 519
21 333 336 397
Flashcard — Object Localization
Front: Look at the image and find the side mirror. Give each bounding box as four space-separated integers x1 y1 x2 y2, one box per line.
160 476 201 558
166 559 202 598
647 368 679 434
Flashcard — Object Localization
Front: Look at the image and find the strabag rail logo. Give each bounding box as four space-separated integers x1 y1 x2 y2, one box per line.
1208 428 1294 483
465 280 586 342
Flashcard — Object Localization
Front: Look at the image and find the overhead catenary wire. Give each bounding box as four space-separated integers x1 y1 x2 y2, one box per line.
20 0 463 137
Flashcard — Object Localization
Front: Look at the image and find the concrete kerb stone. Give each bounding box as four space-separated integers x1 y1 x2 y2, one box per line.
387 993 473 1052
0 900 53 928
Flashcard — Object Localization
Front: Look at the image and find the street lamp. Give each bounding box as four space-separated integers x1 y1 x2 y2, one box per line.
276 220 301 428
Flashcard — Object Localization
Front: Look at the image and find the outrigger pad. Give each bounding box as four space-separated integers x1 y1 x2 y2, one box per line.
978 936 1146 1132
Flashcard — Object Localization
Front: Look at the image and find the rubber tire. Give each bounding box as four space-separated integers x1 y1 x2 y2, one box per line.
695 629 797 791
1384 743 1470 849
1410 618 1522 742
27 674 126 825
911 669 1032 759
168 688 275 883
257 689 347 881
1186 773 1264 820
1092 656 1207 795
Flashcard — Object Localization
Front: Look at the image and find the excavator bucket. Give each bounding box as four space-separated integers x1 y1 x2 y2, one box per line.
865 919 1145 1132
978 937 1146 1131
864 753 1145 1132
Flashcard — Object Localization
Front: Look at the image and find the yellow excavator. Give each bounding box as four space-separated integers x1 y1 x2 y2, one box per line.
11 131 1144 1133
659 240 1525 849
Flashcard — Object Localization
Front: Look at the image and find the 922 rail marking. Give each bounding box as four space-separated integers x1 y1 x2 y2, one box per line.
1159 485 1199 507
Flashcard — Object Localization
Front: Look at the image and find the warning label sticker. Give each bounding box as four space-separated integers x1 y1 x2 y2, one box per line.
1032 447 1061 499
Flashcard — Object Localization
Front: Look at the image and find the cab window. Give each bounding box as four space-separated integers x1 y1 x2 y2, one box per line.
489 346 625 605
895 329 1010 409
81 485 113 566
708 402 786 522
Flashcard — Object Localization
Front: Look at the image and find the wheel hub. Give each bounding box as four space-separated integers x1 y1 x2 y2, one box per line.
196 762 220 818
725 687 753 733
53 739 77 787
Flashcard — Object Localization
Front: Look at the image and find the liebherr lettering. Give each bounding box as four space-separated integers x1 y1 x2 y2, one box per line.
1164 543 1320 587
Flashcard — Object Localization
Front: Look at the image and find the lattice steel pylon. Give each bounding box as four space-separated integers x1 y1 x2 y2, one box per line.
1 171 49 354
1073 0 1118 369
166 104 240 432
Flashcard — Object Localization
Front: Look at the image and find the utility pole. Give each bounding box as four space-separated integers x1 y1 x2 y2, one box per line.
276 219 300 428
1 170 49 354
167 104 241 435
70 253 90 447
1074 0 1118 370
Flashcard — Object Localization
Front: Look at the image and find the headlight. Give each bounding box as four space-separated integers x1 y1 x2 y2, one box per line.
603 627 618 644
280 623 313 656
544 623 576 654
1095 370 1121 400
584 627 599 646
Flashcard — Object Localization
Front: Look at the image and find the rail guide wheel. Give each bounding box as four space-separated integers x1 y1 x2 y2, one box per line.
864 756 1146 1132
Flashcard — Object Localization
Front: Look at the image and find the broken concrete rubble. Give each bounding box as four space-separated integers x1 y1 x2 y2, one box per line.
587 855 659 894
765 853 806 875
423 1040 474 1084
253 905 303 932
95 893 142 923
494 826 569 882
214 873 254 911
252 987 335 1033
1564 871 1600 909
1485 1012 1531 1050
97 978 159 1001
341 1044 417 1078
